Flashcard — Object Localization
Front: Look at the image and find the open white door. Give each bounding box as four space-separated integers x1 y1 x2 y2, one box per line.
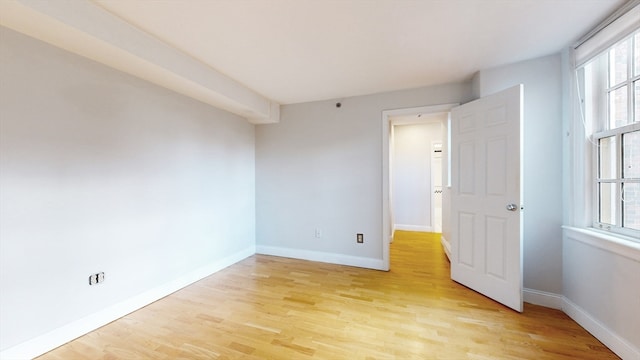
450 84 523 312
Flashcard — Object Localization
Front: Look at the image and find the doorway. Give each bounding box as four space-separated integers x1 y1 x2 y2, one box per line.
381 104 457 270
390 118 444 233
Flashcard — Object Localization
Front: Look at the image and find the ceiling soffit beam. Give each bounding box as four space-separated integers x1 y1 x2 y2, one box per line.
0 0 279 124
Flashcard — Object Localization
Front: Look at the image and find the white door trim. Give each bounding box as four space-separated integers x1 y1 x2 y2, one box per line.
381 103 458 271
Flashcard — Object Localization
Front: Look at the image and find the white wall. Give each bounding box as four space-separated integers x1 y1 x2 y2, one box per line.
392 123 442 232
475 54 564 298
562 228 640 359
0 27 256 355
256 84 472 269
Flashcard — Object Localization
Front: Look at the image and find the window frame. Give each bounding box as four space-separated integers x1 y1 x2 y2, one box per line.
593 123 640 238
589 30 640 239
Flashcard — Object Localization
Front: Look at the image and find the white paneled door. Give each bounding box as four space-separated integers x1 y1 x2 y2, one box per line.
450 85 523 312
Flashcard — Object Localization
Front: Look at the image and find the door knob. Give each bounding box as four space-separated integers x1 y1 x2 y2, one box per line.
506 203 518 211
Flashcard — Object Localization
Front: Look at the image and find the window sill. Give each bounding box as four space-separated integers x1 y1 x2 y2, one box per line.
562 226 640 262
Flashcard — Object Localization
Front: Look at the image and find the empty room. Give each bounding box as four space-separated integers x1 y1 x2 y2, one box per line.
1 0 639 359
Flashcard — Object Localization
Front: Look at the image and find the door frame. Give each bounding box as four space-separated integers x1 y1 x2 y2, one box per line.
381 103 458 271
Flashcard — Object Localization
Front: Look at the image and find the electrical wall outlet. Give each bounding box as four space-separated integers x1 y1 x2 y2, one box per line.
315 228 322 238
357 233 364 243
89 272 105 285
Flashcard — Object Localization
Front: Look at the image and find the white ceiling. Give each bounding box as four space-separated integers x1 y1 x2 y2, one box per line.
92 0 624 105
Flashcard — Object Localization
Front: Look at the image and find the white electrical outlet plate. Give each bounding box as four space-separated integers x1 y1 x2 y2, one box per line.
89 272 105 285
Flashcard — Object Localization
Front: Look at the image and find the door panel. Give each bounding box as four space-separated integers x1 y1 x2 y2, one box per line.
486 137 507 195
450 84 523 312
459 141 476 194
458 212 475 267
485 216 507 279
487 105 507 126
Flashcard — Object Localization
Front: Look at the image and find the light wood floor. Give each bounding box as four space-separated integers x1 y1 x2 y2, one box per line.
38 231 619 359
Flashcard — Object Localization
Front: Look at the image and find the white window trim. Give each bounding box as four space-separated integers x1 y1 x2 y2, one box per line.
592 122 640 238
575 1 640 67
563 226 640 262
567 3 640 243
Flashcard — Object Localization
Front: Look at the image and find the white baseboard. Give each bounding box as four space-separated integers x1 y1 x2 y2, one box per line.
440 235 451 261
523 288 563 310
256 245 385 270
394 224 433 232
562 297 639 360
522 290 637 359
0 246 255 360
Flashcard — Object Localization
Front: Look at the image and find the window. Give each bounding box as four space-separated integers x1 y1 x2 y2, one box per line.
581 30 640 238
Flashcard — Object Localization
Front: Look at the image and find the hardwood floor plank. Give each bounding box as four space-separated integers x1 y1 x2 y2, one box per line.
37 231 619 359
